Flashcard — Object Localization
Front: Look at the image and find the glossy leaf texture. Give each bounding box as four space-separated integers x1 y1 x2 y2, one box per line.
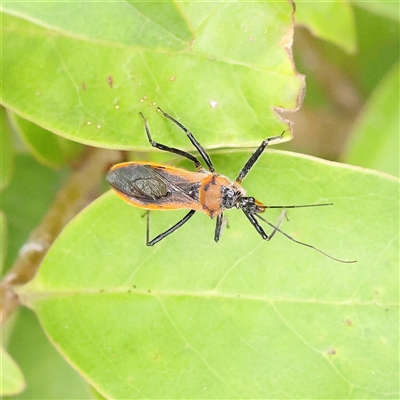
1 2 302 151
19 150 399 399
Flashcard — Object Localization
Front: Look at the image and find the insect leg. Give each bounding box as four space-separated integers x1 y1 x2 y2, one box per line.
214 213 225 242
140 113 203 171
157 107 215 173
146 209 196 246
235 131 285 184
242 210 286 240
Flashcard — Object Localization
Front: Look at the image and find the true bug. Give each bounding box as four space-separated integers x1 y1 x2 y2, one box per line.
106 108 355 263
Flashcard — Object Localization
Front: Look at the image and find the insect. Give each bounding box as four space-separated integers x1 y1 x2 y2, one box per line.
106 108 356 263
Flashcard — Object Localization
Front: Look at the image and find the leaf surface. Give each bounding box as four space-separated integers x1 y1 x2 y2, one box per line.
1 2 301 150
0 347 25 396
1 108 14 190
8 112 83 168
295 1 356 53
19 151 399 398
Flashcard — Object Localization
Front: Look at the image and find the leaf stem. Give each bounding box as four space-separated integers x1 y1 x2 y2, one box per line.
0 148 122 325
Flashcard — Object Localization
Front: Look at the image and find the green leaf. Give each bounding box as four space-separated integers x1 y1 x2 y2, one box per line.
8 112 83 168
89 386 107 400
0 347 25 396
3 307 90 399
19 151 399 398
1 108 14 190
354 7 400 95
353 1 400 22
1 2 301 150
344 63 399 177
295 1 357 53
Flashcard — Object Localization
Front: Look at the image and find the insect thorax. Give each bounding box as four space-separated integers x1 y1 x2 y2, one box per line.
198 174 245 217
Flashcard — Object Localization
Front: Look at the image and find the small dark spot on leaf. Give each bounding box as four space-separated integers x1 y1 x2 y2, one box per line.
81 82 86 91
345 319 352 327
99 289 104 293
107 75 113 88
327 348 336 355
148 289 151 293
133 285 136 289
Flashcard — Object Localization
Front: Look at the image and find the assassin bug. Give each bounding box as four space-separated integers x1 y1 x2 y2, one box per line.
106 108 356 263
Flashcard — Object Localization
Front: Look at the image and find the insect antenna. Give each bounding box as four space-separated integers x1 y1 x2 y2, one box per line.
254 213 357 264
259 203 333 210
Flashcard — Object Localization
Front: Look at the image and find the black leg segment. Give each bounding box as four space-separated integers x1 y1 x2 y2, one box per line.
235 131 285 184
157 107 215 172
146 209 196 246
140 112 203 170
242 210 287 241
214 213 225 242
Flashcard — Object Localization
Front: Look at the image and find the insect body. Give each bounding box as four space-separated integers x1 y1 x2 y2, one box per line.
107 162 246 216
106 108 355 263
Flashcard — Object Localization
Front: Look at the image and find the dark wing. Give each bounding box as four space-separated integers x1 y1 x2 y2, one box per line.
106 164 168 200
106 163 207 211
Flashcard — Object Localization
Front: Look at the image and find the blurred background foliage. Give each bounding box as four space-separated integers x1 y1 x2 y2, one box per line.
285 2 399 177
